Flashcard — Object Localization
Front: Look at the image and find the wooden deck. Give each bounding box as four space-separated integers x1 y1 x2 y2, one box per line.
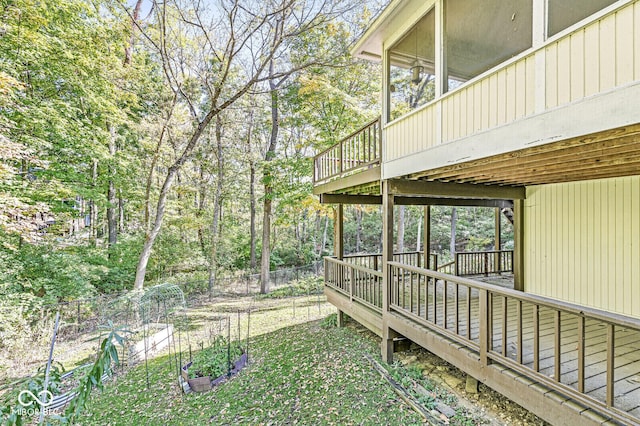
401 290 640 418
324 257 640 425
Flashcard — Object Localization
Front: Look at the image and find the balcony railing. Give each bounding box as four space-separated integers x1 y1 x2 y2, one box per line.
342 251 438 272
455 250 514 276
389 262 640 425
313 117 381 184
324 257 383 311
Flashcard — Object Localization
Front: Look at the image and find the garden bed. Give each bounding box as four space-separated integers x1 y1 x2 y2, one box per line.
179 338 246 393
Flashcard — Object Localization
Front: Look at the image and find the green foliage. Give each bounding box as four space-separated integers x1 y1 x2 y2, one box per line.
188 336 242 380
0 323 127 425
320 313 337 328
0 363 65 425
256 276 323 299
64 322 129 422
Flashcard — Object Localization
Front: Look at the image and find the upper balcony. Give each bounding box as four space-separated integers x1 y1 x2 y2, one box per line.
314 0 640 196
313 117 382 196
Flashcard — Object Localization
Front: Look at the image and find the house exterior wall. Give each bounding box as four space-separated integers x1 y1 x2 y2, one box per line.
524 176 640 318
382 0 639 172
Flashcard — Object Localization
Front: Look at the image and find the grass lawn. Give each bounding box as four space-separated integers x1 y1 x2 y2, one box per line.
80 317 425 425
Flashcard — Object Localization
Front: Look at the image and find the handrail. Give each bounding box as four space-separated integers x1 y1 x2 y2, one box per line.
389 261 640 328
327 257 383 277
437 260 455 274
342 251 437 271
313 117 381 184
324 257 383 311
388 261 640 425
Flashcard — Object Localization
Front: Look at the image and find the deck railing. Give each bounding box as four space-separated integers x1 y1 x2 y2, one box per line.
455 250 514 276
324 257 382 311
343 251 438 272
388 262 640 425
313 117 381 184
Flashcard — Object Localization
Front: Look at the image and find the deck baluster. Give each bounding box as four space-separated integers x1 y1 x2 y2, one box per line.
516 300 523 364
479 289 488 366
466 288 471 340
533 305 540 372
554 310 561 382
501 296 508 357
454 283 459 335
578 316 585 393
443 280 448 329
410 270 414 314
432 277 437 324
606 323 615 407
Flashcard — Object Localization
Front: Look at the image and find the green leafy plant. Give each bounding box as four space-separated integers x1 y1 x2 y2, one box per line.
0 363 65 426
320 313 337 328
188 336 242 380
63 322 130 423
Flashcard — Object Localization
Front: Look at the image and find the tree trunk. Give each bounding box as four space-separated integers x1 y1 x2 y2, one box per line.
124 0 143 66
245 108 257 272
118 192 125 233
90 159 98 247
260 60 279 294
196 165 208 256
144 94 176 231
107 125 117 252
208 116 224 294
249 160 257 271
134 107 219 290
260 197 272 293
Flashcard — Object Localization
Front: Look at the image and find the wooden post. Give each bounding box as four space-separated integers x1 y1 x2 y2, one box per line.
381 181 395 363
423 206 431 269
494 207 501 273
334 204 344 261
435 0 448 97
337 309 345 328
479 289 489 367
513 199 525 291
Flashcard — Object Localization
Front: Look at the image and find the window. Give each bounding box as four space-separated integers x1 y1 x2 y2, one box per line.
548 0 617 37
446 0 532 82
388 10 436 120
386 0 533 122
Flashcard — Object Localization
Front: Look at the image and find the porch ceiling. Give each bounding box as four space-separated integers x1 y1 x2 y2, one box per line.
406 124 640 186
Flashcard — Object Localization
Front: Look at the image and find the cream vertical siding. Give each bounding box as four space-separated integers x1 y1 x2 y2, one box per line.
384 55 535 162
524 176 640 319
545 1 640 109
385 103 437 161
383 1 640 164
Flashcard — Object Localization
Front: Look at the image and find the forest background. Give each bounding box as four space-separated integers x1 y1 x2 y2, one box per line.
0 0 512 344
